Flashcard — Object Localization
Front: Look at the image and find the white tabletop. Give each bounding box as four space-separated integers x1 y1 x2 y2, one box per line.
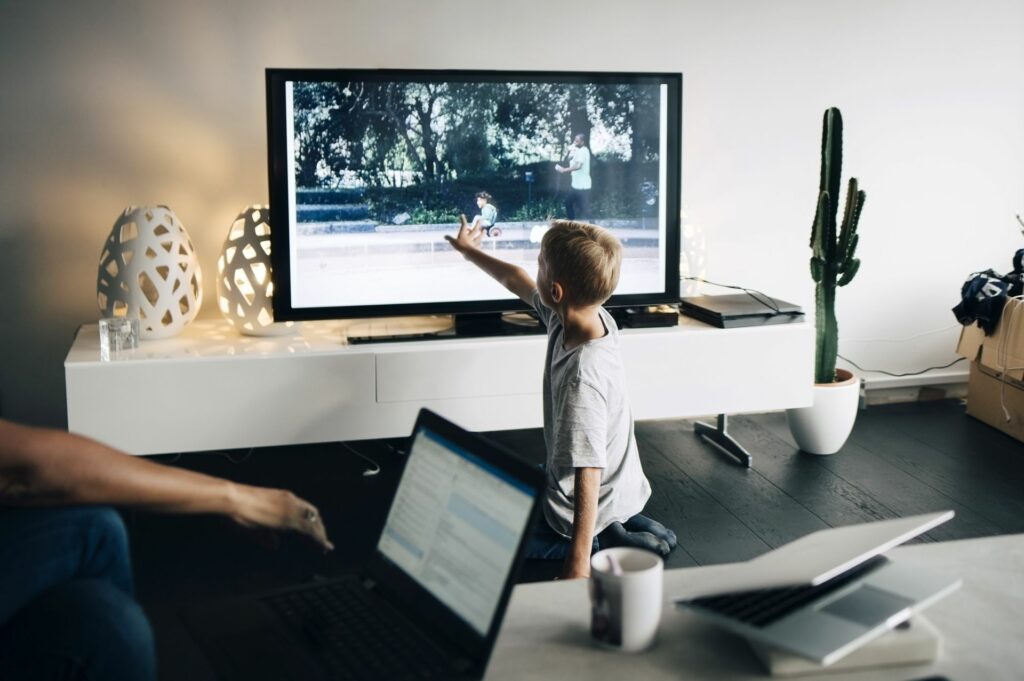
486 534 1024 680
65 313 771 366
66 317 468 365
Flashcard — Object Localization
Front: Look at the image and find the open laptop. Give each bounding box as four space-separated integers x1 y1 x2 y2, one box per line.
184 408 543 681
672 511 961 666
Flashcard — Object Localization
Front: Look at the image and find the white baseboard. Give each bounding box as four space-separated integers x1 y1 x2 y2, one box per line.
855 367 969 390
853 367 969 406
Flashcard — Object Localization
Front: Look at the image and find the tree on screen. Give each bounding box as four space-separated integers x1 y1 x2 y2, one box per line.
291 81 655 189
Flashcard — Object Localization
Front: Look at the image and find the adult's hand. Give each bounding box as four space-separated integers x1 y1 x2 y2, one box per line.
229 484 334 552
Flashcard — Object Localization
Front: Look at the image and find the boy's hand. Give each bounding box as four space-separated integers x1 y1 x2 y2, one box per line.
444 214 483 255
441 214 537 303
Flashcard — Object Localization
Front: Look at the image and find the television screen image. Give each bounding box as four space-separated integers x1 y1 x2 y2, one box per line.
267 69 681 320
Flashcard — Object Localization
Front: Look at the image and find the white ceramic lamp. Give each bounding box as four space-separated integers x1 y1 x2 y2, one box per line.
97 205 203 339
216 205 294 336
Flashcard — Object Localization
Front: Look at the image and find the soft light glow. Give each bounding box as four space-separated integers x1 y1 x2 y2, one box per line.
215 205 294 336
679 207 708 297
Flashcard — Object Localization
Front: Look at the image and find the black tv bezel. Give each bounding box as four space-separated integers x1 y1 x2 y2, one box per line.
266 68 682 322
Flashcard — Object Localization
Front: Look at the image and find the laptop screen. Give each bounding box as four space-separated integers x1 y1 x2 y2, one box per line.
377 427 536 635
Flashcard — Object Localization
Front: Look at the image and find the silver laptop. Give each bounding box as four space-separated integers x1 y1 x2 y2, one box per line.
672 511 961 666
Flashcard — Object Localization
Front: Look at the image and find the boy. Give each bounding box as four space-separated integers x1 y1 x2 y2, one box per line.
446 218 676 579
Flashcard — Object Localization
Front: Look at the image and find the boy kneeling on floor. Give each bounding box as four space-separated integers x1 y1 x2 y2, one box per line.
446 217 677 578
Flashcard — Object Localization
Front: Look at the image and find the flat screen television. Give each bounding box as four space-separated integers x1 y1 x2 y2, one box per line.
266 68 681 329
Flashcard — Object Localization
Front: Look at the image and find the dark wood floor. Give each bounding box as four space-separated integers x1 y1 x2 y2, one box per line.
488 398 1024 574
127 398 1024 678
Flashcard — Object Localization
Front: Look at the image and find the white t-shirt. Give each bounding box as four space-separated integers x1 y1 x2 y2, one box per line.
531 291 651 538
479 203 497 226
567 146 592 190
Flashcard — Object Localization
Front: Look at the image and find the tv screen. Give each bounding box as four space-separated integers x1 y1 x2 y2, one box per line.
266 69 681 321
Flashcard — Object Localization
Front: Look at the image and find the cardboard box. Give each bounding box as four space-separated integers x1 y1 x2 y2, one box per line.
956 297 1024 442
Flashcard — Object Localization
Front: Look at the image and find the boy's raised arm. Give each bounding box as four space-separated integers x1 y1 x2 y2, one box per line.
445 216 537 304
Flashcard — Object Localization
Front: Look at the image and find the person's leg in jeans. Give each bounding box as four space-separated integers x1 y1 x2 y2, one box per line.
599 514 677 558
624 514 677 548
0 507 156 680
564 190 579 221
577 189 591 222
525 518 600 560
0 579 156 681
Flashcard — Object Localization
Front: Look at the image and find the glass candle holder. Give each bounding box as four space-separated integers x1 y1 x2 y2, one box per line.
99 317 140 361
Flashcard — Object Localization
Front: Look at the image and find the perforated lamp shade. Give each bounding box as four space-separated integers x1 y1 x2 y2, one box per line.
216 205 294 336
97 205 203 339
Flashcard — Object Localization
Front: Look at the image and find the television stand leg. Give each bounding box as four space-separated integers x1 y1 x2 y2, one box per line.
694 414 752 468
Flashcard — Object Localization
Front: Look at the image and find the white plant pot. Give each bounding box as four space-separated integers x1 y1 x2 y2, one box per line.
786 368 860 455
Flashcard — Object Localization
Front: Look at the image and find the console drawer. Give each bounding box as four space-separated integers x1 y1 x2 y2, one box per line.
375 340 545 403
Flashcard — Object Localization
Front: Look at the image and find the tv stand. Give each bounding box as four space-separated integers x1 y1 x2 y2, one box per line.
694 414 753 467
65 315 813 455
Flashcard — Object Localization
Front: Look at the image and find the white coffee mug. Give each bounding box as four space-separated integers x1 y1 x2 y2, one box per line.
589 547 663 652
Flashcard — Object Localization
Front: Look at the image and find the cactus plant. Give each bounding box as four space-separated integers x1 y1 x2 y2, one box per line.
810 108 865 384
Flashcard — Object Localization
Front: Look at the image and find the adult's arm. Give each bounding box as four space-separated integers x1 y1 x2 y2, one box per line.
0 419 333 551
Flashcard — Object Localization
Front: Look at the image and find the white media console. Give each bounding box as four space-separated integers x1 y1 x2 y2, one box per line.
65 315 813 457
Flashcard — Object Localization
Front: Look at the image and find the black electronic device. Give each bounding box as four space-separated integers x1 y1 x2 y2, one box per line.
610 306 679 328
680 293 804 328
348 311 545 344
266 69 682 331
183 409 544 681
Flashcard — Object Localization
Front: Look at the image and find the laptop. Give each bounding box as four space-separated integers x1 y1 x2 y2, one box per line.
184 408 543 681
672 511 962 666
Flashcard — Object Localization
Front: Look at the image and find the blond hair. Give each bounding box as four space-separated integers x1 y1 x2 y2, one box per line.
541 220 622 306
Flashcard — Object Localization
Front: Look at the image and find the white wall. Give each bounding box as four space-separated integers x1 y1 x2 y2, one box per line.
1 0 1021 425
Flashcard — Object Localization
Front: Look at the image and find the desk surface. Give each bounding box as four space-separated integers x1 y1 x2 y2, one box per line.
486 534 1024 680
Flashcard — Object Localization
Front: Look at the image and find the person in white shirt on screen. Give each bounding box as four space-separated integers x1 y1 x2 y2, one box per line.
555 134 592 221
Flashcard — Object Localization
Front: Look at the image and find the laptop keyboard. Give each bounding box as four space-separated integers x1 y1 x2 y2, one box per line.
687 555 888 628
264 577 455 681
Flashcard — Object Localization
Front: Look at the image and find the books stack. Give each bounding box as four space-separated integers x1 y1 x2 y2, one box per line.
747 616 942 677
